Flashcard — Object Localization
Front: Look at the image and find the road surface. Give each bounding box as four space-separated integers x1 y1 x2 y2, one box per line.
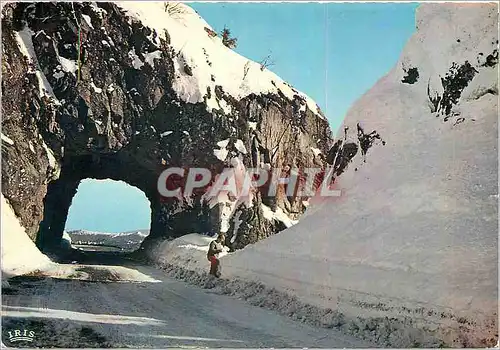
2 255 369 348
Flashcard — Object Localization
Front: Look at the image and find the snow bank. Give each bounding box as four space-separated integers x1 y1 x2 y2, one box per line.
0 200 157 285
1 195 158 285
148 233 230 273
1 194 52 277
116 2 323 117
223 3 498 347
148 234 442 347
150 4 498 347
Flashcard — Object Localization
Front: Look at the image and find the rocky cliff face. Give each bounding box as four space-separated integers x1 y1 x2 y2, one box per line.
1 2 332 252
223 3 498 347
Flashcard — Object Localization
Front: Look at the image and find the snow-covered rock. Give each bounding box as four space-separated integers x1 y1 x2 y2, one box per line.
59 230 74 252
116 2 324 117
1 132 14 145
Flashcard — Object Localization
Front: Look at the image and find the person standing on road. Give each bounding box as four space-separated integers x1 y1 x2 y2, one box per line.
207 233 225 277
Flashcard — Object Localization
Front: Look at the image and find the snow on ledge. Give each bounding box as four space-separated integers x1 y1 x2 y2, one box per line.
41 139 57 169
311 147 322 157
82 14 94 29
14 27 60 105
58 56 77 76
90 81 103 93
116 2 324 119
1 133 14 145
261 203 297 228
234 139 247 154
213 138 230 161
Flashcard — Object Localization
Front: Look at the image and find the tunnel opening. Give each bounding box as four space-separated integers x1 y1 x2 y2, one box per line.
35 152 219 263
63 179 151 254
34 152 161 262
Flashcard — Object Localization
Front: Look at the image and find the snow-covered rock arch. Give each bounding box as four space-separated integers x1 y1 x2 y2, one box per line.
1 2 333 253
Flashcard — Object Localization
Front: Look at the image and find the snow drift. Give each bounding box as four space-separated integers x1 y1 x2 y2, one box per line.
1 194 52 278
225 3 499 347
148 233 229 272
154 3 498 347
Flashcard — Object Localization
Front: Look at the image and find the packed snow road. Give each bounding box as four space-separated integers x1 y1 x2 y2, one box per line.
2 256 369 348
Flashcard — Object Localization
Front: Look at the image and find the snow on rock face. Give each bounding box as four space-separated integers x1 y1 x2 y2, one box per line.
230 210 243 244
213 139 230 161
128 47 144 70
204 156 255 235
221 3 498 347
217 139 230 148
261 203 297 228
310 147 321 157
213 148 229 162
60 230 73 251
115 2 324 117
90 81 103 93
1 132 14 145
14 27 60 105
41 141 56 168
81 14 94 29
58 56 77 75
144 50 162 68
234 139 247 154
62 230 72 244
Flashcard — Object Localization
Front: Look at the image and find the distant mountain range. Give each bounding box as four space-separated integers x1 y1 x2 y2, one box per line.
65 229 150 252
